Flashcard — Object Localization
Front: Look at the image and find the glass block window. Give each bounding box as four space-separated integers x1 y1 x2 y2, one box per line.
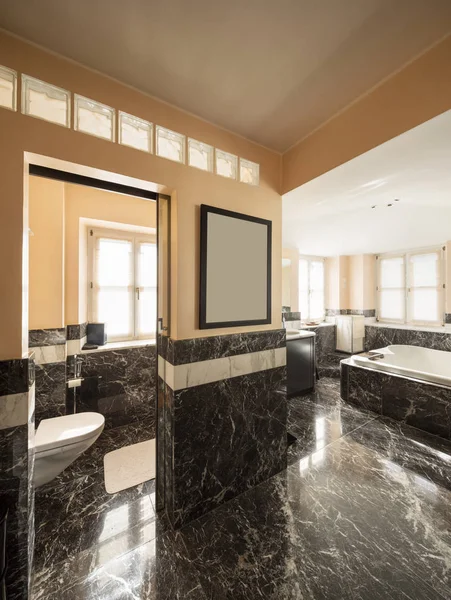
188 138 214 172
240 158 259 186
22 75 70 126
0 65 17 111
119 111 152 153
74 94 115 141
156 126 185 163
215 149 238 180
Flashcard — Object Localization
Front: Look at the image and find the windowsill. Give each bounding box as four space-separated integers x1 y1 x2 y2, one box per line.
366 322 448 334
81 338 156 354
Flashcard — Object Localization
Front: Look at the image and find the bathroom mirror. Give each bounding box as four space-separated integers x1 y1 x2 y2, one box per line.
199 204 272 328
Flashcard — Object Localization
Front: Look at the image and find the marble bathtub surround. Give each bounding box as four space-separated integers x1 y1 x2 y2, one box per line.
159 347 286 391
365 323 451 352
341 359 451 440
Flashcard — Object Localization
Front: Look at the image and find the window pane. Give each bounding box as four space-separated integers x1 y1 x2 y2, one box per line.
75 95 115 141
410 253 439 287
0 65 17 111
97 239 133 286
138 243 157 287
380 290 404 321
380 257 404 288
188 139 213 172
310 291 324 319
119 112 152 153
156 126 185 163
310 261 324 291
97 290 132 337
299 291 309 317
138 289 157 336
215 149 237 179
22 75 70 127
299 259 309 291
411 289 438 322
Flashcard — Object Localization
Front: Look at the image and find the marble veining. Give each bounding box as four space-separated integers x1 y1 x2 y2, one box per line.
75 345 156 431
34 362 66 425
169 329 285 365
32 345 66 365
342 360 451 440
0 358 29 396
365 324 451 352
162 347 286 391
31 378 451 600
29 328 66 348
326 308 376 317
66 322 88 341
166 366 287 528
0 392 29 429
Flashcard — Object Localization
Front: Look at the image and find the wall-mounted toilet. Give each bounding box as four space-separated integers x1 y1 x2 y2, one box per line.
34 412 105 488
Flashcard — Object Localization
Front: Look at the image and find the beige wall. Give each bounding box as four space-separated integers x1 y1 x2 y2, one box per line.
28 177 65 329
348 255 363 311
327 254 376 311
282 248 299 312
0 31 282 359
283 35 451 194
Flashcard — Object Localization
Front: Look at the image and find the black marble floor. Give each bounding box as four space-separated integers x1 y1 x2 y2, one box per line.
32 379 451 599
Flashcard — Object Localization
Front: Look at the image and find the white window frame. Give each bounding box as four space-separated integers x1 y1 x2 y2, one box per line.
299 255 325 322
88 227 157 341
376 246 445 326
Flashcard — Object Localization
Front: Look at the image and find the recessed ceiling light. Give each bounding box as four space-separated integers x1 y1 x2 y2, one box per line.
371 205 376 209
387 203 393 207
394 198 400 202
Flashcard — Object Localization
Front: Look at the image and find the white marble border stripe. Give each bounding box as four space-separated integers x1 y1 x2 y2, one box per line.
0 391 29 429
158 347 286 391
33 345 66 365
67 337 87 356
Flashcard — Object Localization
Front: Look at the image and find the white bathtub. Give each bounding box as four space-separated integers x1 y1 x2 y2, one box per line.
352 345 451 388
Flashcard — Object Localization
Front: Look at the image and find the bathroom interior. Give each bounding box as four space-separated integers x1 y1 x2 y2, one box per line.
0 13 451 600
283 108 451 461
28 171 159 577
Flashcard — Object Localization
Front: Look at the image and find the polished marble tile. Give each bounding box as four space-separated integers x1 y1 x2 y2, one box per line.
179 424 451 599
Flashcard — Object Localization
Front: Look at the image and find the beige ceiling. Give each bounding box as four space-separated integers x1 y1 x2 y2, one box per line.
1 0 451 152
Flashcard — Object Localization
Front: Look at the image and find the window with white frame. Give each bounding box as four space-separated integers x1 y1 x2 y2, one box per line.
88 228 157 341
299 257 325 321
377 248 443 325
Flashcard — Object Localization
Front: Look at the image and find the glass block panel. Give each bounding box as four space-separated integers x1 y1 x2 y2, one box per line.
74 94 115 141
0 65 17 111
22 75 70 126
240 158 259 185
156 126 185 163
216 149 237 179
188 138 214 172
119 111 152 153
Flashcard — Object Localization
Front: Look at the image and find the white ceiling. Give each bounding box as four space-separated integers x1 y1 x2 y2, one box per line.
1 0 451 151
283 110 451 255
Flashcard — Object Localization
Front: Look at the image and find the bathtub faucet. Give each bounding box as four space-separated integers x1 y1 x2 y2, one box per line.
368 351 384 361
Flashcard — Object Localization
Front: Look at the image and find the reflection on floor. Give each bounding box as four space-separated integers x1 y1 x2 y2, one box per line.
32 379 451 599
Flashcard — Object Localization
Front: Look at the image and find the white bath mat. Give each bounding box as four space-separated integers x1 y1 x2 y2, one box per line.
104 438 156 494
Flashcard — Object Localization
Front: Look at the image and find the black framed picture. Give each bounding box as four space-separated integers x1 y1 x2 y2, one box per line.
199 204 272 329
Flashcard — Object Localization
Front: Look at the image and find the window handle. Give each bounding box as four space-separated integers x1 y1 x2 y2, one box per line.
136 286 140 300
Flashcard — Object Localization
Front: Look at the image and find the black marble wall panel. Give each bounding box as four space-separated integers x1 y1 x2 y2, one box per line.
66 323 88 341
326 309 376 317
365 325 451 352
169 329 285 365
0 359 29 395
29 329 66 347
0 356 35 600
341 361 451 440
75 345 157 433
34 362 66 426
166 366 287 528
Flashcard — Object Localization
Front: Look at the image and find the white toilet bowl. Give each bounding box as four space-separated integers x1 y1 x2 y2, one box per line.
34 412 105 488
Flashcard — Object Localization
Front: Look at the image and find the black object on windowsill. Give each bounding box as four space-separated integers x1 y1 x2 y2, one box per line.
0 504 8 600
82 343 99 350
87 323 107 346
